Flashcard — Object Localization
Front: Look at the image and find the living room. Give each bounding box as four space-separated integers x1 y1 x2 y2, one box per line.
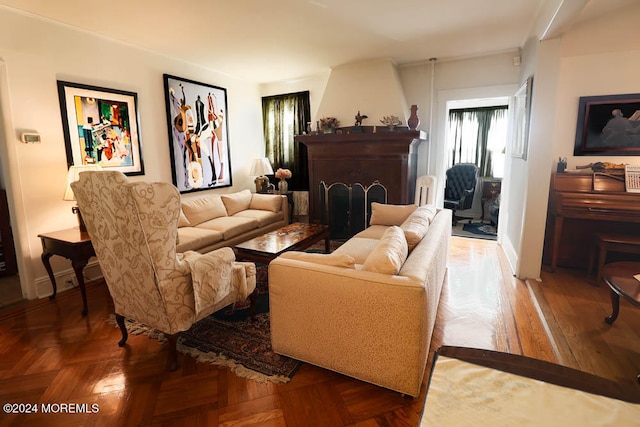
0 1 639 302
0 0 639 424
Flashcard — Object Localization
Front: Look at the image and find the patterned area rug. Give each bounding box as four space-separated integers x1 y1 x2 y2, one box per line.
108 264 301 383
457 222 497 240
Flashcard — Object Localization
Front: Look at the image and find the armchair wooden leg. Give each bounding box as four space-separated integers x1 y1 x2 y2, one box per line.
248 288 258 320
115 314 128 347
167 334 179 371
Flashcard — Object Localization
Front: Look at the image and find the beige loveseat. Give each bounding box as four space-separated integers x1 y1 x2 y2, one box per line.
268 203 452 397
177 189 289 253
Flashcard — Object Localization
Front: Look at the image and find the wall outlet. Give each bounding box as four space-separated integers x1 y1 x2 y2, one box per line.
65 274 77 288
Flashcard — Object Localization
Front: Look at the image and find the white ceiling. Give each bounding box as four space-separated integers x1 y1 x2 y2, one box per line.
0 0 633 83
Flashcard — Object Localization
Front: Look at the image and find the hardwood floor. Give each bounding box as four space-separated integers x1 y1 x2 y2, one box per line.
0 236 638 426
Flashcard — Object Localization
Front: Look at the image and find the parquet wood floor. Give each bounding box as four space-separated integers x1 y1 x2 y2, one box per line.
0 236 638 426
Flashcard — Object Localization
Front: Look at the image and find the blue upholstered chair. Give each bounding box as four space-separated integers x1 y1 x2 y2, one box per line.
444 163 479 225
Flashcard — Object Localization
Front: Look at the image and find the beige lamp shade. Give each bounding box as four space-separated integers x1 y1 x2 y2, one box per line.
63 164 103 201
249 158 274 176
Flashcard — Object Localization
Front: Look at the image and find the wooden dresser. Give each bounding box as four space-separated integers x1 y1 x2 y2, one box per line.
543 172 640 271
296 130 426 224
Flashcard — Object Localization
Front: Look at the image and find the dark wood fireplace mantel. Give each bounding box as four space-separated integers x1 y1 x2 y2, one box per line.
297 130 426 224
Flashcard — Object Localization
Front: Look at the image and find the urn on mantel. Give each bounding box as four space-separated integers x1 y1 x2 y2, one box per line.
408 105 420 130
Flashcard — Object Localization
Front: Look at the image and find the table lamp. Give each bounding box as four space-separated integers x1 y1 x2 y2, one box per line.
249 158 273 193
63 164 102 232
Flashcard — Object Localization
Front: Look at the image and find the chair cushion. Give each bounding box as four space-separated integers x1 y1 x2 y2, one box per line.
369 202 418 226
279 252 356 269
362 226 408 275
221 190 253 216
250 193 281 212
181 194 228 225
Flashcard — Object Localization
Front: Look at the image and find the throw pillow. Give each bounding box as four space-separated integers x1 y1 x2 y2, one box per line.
221 189 252 216
181 194 227 226
362 226 408 275
249 193 282 212
401 206 437 251
279 251 356 269
369 202 418 226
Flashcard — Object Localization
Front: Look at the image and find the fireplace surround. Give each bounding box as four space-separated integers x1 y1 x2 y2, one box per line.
296 129 426 225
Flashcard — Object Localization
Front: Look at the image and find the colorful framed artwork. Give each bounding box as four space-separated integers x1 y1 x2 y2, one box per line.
162 74 232 193
511 75 533 160
573 93 640 156
57 81 144 175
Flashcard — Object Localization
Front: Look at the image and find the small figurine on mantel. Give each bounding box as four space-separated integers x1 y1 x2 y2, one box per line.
353 111 368 133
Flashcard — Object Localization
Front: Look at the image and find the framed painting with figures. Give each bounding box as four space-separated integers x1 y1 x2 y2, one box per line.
57 81 144 175
163 74 232 193
574 93 640 156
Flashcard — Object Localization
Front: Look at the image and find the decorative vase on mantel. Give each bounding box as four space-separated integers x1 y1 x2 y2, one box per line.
408 104 420 130
278 178 288 194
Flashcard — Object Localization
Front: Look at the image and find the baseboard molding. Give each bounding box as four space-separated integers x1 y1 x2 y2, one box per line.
35 260 103 299
499 235 518 277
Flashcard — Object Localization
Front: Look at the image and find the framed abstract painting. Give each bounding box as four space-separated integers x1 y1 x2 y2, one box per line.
573 93 640 156
57 81 144 175
163 74 232 193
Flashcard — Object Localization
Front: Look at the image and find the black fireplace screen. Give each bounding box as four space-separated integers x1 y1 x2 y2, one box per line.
319 181 387 240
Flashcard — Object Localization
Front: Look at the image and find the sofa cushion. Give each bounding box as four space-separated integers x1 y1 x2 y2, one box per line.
178 209 190 227
279 251 356 269
181 194 227 226
221 190 252 216
176 227 224 253
250 193 281 212
369 203 418 226
333 237 380 264
401 206 437 251
362 226 408 275
196 216 258 239
233 209 283 227
353 225 388 240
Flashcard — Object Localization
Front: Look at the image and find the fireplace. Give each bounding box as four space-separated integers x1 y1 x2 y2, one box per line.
319 181 387 240
297 129 426 225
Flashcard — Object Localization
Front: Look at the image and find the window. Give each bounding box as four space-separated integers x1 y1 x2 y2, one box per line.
262 91 311 190
447 106 508 178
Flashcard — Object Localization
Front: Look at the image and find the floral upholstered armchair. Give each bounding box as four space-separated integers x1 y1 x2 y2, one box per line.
71 171 256 370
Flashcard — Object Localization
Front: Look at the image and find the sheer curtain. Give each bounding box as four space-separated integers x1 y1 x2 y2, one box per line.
447 106 507 178
262 91 310 190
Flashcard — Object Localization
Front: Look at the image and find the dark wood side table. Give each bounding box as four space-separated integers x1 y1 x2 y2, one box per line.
480 178 501 222
588 233 640 285
38 227 95 316
601 262 640 383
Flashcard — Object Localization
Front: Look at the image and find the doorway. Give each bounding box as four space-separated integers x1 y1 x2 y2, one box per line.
0 60 24 309
444 97 509 240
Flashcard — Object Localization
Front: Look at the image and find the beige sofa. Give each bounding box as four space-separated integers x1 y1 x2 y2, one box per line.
177 189 289 253
268 204 451 397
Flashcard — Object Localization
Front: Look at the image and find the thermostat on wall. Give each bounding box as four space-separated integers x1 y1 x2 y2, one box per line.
21 132 41 143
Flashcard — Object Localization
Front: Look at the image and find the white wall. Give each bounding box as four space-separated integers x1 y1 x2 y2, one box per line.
0 8 264 299
399 53 520 206
509 2 640 280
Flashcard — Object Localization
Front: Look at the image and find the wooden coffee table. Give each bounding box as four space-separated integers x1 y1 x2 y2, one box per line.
234 222 330 264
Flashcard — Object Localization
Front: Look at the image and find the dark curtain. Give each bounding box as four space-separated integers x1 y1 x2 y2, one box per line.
448 106 507 177
262 91 310 190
